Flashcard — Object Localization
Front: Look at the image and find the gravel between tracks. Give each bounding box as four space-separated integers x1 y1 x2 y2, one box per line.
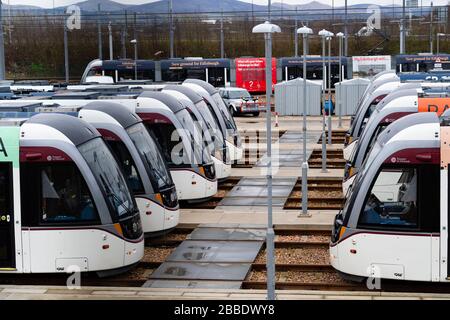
159 233 189 241
143 247 176 263
247 270 347 284
275 235 330 243
290 190 343 198
255 248 330 265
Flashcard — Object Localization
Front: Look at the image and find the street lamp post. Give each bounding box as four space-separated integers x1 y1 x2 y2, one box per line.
326 32 334 146
108 22 113 60
297 26 313 217
318 29 330 173
131 39 137 80
337 32 344 128
252 21 281 301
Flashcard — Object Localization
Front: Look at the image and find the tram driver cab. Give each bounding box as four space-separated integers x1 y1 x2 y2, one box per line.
331 112 443 282
0 113 144 275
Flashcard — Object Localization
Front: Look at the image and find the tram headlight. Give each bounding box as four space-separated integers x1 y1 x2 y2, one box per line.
201 163 216 180
332 214 346 243
120 214 143 240
160 187 179 208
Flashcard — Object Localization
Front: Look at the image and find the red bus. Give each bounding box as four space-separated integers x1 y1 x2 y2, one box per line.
235 58 277 93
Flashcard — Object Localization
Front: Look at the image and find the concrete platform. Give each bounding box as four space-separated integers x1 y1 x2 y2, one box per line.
1 285 449 300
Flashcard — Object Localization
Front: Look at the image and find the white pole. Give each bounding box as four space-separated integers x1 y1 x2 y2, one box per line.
264 31 275 301
320 32 328 172
338 35 343 128
327 37 332 145
301 31 309 216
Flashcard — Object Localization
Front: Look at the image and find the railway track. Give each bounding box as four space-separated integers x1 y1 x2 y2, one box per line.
3 227 450 294
317 131 347 145
308 150 346 169
182 177 345 210
284 178 344 210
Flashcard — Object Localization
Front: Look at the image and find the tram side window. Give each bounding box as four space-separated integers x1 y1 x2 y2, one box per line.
358 101 380 137
38 164 99 224
359 167 418 228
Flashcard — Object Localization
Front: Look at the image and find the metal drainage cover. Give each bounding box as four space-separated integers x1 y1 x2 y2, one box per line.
237 177 297 186
187 227 266 241
226 185 294 198
219 196 287 207
166 240 263 263
149 262 251 281
142 279 242 289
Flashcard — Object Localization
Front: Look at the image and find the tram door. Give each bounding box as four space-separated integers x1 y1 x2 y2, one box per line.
0 162 14 269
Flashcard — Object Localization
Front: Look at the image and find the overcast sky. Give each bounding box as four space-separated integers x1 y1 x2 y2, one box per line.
4 0 448 9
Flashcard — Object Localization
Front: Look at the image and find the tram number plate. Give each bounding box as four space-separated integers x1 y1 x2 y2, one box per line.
370 263 404 280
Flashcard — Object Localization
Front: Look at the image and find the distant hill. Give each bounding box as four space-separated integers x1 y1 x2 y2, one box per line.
131 0 266 13
1 0 433 17
55 0 128 12
272 1 331 11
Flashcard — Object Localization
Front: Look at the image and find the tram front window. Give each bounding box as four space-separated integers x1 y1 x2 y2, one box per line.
40 164 98 223
106 140 145 194
127 123 173 191
79 138 135 219
359 167 418 228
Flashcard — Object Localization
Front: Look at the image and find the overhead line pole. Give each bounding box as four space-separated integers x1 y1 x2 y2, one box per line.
97 4 102 60
108 21 113 60
400 0 406 54
169 0 174 58
344 0 348 56
220 9 224 58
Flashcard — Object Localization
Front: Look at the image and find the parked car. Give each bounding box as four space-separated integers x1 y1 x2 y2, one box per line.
219 87 260 116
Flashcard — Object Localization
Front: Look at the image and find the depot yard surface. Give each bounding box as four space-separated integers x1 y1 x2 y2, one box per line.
2 115 449 300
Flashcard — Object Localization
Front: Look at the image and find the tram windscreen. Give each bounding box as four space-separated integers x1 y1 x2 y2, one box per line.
175 109 210 165
196 101 225 158
127 123 173 191
106 140 145 195
188 111 216 158
197 101 224 145
358 168 418 228
79 138 135 219
213 93 238 131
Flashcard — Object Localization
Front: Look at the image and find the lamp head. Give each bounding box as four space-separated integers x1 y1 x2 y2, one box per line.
252 21 281 34
297 26 313 35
